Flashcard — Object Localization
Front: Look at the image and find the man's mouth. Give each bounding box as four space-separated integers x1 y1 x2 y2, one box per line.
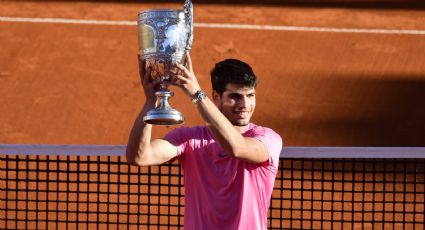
234 111 249 118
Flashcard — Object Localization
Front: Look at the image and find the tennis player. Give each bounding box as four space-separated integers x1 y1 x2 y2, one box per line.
126 52 282 230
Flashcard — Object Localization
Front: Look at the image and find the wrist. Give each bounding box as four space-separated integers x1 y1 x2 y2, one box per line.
191 89 207 104
187 87 201 96
143 99 156 109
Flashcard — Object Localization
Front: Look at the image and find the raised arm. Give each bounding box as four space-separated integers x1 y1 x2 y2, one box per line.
126 57 178 166
194 95 269 163
174 53 269 163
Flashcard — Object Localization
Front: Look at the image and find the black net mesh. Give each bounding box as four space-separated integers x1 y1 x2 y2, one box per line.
1 154 424 229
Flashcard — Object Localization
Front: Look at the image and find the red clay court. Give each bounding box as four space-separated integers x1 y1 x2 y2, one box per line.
1 1 425 146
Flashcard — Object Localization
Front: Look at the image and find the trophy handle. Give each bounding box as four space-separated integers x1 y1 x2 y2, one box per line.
183 0 193 50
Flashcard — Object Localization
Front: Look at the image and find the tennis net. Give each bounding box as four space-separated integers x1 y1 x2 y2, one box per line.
1 145 424 229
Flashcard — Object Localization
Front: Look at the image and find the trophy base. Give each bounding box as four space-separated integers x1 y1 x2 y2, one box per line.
143 108 184 125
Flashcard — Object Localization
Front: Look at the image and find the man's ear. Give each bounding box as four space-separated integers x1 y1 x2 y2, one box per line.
212 90 220 105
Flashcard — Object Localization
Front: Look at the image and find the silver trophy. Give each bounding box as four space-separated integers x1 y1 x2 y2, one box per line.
138 0 193 125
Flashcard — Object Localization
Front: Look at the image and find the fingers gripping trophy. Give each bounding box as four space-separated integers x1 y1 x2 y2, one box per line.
138 0 194 125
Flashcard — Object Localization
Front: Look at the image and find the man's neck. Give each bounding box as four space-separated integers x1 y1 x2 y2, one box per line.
234 124 250 134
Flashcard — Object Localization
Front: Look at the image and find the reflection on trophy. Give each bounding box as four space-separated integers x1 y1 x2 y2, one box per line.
138 0 193 125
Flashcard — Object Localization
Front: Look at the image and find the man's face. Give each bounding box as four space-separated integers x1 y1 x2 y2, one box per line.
213 83 256 126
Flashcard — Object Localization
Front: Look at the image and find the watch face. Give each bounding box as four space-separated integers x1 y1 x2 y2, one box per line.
192 90 206 103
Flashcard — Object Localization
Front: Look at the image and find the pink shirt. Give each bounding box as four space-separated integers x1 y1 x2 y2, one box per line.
164 123 282 230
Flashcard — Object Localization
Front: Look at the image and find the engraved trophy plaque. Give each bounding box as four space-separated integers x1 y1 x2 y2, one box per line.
138 0 193 125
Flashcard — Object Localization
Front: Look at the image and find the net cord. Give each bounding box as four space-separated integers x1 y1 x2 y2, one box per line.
0 144 424 158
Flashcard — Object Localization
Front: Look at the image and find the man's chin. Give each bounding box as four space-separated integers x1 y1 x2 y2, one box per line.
232 120 250 127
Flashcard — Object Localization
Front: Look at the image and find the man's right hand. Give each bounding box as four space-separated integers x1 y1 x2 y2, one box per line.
138 55 160 106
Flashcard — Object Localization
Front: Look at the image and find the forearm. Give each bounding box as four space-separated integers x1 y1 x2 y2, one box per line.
195 97 246 156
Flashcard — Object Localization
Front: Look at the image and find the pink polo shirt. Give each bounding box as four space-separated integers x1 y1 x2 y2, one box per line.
164 123 282 230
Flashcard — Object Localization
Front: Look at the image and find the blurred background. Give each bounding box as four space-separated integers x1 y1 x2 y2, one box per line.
1 0 425 146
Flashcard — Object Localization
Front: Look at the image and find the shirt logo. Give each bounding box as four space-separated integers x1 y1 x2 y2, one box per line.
218 152 228 158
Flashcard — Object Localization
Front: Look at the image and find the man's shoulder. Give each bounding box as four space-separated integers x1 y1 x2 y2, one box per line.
164 125 213 151
165 125 210 139
249 123 282 139
171 125 208 133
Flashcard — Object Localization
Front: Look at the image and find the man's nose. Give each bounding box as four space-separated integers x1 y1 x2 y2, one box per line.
237 96 249 108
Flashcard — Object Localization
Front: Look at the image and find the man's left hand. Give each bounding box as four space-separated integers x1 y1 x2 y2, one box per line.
173 52 202 97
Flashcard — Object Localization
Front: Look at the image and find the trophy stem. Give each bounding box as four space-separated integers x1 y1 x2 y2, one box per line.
156 89 172 110
143 88 184 125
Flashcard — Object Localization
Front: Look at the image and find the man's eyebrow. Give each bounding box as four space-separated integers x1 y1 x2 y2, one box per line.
227 91 256 97
226 93 239 98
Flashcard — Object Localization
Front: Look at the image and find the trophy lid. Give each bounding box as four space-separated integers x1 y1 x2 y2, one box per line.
138 9 183 22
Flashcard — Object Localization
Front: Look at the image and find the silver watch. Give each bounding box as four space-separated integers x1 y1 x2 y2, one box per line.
191 90 206 104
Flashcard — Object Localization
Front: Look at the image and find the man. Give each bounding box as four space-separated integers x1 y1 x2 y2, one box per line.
126 52 282 230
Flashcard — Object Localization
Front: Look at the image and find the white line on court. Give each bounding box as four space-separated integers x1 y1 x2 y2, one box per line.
1 16 425 35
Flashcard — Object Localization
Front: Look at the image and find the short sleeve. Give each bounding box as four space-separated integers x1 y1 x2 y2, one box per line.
163 127 190 158
253 128 283 168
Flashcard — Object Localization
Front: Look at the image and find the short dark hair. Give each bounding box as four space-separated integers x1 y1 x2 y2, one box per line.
210 59 258 95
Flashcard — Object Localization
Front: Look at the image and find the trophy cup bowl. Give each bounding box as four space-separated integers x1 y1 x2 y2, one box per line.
138 0 193 125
